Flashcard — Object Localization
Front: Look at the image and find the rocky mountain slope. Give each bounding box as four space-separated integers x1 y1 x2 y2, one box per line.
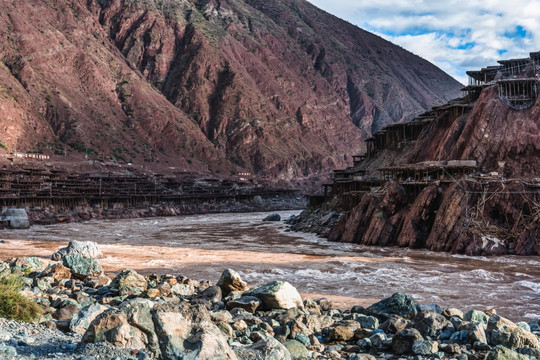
0 0 461 180
291 58 540 255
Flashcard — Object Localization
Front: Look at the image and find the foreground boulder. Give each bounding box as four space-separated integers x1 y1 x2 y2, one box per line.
69 303 109 335
246 281 303 310
486 345 530 360
392 328 423 355
83 299 158 353
52 240 103 261
487 314 539 349
83 299 237 360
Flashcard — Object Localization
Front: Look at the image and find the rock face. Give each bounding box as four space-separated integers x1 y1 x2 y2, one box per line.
246 281 303 310
0 0 460 180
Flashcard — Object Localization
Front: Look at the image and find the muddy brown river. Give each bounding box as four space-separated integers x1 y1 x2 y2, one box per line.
1 210 539 322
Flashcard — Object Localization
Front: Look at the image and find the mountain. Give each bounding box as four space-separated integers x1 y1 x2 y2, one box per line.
0 0 461 180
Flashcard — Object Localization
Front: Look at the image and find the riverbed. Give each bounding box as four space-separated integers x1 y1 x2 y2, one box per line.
1 210 539 321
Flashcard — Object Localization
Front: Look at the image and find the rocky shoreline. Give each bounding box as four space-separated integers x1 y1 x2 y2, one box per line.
20 194 305 226
0 241 539 360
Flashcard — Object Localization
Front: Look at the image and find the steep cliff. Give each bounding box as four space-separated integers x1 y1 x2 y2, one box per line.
320 81 540 255
0 0 461 179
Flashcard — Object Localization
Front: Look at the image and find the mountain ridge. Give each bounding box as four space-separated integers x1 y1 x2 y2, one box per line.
0 0 461 181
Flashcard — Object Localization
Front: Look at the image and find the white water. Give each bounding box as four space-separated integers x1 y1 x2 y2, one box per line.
2 210 539 321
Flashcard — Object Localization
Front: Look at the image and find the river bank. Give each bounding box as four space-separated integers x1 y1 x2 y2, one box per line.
18 194 305 225
0 243 539 360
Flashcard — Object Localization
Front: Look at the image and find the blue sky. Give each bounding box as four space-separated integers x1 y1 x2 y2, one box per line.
307 0 540 84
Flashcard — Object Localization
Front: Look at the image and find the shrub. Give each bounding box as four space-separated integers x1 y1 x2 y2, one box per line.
0 276 43 322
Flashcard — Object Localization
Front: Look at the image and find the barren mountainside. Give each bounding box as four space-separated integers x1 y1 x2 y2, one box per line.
0 0 461 179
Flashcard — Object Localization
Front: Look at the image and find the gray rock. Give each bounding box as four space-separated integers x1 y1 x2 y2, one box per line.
245 281 303 310
263 213 281 221
70 303 109 335
217 269 248 296
463 310 489 324
379 314 409 334
515 321 531 332
152 302 237 360
169 284 196 297
486 345 529 360
367 292 417 319
354 314 379 330
392 328 424 355
413 311 451 337
110 269 148 296
235 337 291 360
226 296 262 313
449 330 469 345
52 240 103 261
465 322 487 344
417 303 442 314
0 343 17 356
443 307 464 319
5 208 30 229
349 355 377 360
487 314 539 349
369 332 386 347
412 340 439 355
518 347 540 357
63 255 103 279
283 340 308 359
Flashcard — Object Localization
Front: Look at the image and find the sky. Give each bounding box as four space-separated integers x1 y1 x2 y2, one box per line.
307 0 540 85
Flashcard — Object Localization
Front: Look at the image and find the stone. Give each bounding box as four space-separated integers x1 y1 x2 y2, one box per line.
317 298 333 311
330 325 355 341
62 255 103 280
515 322 530 332
245 281 303 310
486 345 529 360
145 288 161 298
354 314 379 329
392 328 424 355
263 213 281 221
199 285 222 303
487 314 539 349
83 299 158 354
152 302 237 360
283 340 309 359
367 292 417 319
413 311 451 337
5 208 30 229
466 322 487 344
518 347 540 357
38 263 72 281
443 307 464 319
369 332 386 347
52 240 103 260
226 296 262 313
170 284 196 297
412 340 439 355
463 310 489 324
349 355 377 360
70 303 109 334
110 270 148 296
0 344 17 357
54 304 81 321
440 343 461 354
217 269 248 296
417 303 442 314
379 314 409 334
449 330 469 345
235 338 291 360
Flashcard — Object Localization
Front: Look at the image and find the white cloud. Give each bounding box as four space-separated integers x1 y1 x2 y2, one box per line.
307 0 540 84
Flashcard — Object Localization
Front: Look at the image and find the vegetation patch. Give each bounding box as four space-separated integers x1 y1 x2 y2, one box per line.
0 276 43 322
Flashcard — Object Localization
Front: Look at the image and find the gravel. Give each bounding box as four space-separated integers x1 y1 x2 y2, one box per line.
0 318 145 360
